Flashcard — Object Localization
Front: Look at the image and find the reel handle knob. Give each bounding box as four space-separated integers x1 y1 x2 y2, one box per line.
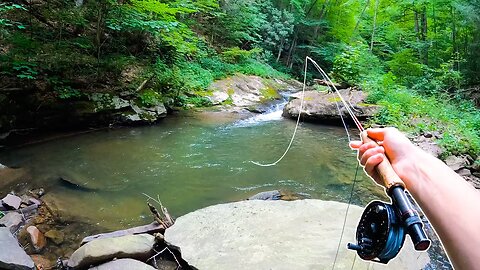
360 131 405 192
347 243 363 251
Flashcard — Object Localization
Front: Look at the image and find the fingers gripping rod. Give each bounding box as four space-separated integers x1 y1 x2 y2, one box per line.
347 132 430 263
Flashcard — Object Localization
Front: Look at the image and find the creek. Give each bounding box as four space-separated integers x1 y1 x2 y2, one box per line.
1 106 454 269
1 108 384 231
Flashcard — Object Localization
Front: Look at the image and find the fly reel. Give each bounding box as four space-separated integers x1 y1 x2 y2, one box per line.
348 187 431 264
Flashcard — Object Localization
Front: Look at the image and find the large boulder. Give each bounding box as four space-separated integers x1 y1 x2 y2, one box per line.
88 258 156 270
67 234 155 269
77 93 167 125
165 199 429 270
282 89 379 125
0 227 35 270
124 102 167 123
207 75 285 107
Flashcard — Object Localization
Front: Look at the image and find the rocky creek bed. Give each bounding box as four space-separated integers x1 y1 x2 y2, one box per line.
0 75 478 269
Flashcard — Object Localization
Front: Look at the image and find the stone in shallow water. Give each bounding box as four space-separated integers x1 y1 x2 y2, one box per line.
165 199 430 270
2 194 22 210
0 212 24 234
67 234 155 269
248 190 281 200
0 227 35 270
26 226 46 252
88 258 156 270
45 229 65 245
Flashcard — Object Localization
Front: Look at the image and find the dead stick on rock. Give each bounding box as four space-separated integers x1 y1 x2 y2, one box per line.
142 193 175 227
157 195 174 226
147 202 167 228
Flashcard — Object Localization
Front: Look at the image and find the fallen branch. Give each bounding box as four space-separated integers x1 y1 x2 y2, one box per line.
81 221 165 245
148 202 167 228
135 76 154 92
143 193 175 228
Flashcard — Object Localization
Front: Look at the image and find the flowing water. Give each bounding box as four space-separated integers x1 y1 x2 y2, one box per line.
1 109 385 231
1 107 454 269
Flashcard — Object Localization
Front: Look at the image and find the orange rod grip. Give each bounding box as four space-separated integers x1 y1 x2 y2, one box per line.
361 131 405 192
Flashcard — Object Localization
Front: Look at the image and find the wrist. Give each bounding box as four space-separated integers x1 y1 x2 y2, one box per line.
394 146 427 188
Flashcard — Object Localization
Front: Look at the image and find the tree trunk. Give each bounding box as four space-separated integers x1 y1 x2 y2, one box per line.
353 0 371 37
432 2 437 64
370 0 379 51
414 10 419 40
451 6 458 71
420 5 428 65
96 5 103 60
286 35 297 68
276 38 285 63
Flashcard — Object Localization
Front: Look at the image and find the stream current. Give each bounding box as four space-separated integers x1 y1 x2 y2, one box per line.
2 106 455 269
2 108 383 230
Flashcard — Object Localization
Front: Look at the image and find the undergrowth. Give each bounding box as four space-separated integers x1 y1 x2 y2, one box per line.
148 47 289 107
364 74 480 158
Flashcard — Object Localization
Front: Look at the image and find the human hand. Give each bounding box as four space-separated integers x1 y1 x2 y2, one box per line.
349 127 418 187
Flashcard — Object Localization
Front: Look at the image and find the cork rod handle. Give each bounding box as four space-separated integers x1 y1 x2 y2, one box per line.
361 131 405 192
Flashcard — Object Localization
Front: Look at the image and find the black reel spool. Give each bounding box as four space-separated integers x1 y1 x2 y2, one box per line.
348 187 431 264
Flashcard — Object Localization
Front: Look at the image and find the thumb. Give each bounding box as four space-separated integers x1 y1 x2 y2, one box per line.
366 128 386 141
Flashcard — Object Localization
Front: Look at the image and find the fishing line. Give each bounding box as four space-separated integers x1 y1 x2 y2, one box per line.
247 56 367 269
251 56 362 166
250 56 309 167
332 163 361 270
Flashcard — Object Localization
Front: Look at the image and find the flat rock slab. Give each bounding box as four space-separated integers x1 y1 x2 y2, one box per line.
67 234 155 269
165 199 430 270
0 212 24 234
0 227 35 270
89 258 156 270
2 194 22 210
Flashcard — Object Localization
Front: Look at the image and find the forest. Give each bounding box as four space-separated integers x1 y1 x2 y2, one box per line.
1 0 479 157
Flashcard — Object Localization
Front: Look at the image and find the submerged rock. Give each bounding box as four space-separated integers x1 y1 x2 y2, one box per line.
165 199 429 270
67 234 155 269
58 171 105 191
282 89 379 125
59 176 97 192
45 229 65 245
248 190 281 200
29 255 54 270
26 226 46 252
88 258 156 270
0 227 35 270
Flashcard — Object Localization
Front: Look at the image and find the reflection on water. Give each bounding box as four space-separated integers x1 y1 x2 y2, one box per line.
1 111 384 230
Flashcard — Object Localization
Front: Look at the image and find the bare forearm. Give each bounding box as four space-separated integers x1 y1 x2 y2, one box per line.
404 148 480 270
